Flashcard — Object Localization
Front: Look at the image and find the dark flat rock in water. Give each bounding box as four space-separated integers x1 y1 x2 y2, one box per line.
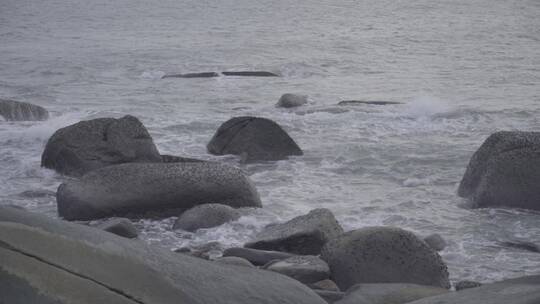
335 283 449 304
499 240 540 253
162 72 219 79
222 247 295 266
338 100 402 106
222 71 279 77
454 280 482 291
0 206 326 304
0 99 49 121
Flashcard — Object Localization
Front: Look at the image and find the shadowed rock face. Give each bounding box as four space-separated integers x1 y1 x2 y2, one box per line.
0 206 327 304
42 115 162 177
162 72 219 78
458 131 540 210
222 71 278 77
0 99 49 121
207 116 303 162
56 162 261 221
321 227 450 291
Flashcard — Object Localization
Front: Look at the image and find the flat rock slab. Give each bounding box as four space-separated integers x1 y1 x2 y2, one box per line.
0 99 49 121
245 208 343 255
162 72 219 78
335 283 449 304
57 162 261 220
264 255 330 284
97 218 138 239
222 247 295 266
338 100 402 106
173 204 241 232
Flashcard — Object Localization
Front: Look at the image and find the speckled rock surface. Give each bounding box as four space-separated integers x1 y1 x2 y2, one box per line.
264 255 330 284
321 227 450 290
173 204 241 232
0 98 49 121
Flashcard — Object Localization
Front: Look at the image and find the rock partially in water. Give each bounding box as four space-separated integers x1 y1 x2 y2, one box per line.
56 162 261 220
162 72 219 78
173 203 241 232
222 71 279 77
454 280 482 291
458 131 540 210
498 240 540 253
42 115 162 177
245 208 343 255
321 227 450 290
214 256 255 268
0 99 49 121
0 206 327 304
222 247 295 266
335 283 449 304
423 233 447 251
96 218 138 239
276 93 308 108
337 100 402 106
207 116 303 162
264 255 330 284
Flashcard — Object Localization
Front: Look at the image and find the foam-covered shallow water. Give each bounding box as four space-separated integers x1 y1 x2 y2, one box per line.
1 0 539 284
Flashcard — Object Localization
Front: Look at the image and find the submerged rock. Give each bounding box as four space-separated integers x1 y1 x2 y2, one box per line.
245 208 343 255
42 115 162 177
162 72 219 78
423 233 447 251
222 71 279 77
0 99 49 121
56 162 261 220
207 116 303 162
498 240 540 253
321 227 450 290
222 247 295 266
454 280 482 291
96 218 138 239
276 94 308 108
458 131 540 210
173 204 241 232
264 255 330 284
337 100 402 106
335 283 449 304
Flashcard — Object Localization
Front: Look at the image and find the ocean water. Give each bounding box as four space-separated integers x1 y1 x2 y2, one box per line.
1 0 539 284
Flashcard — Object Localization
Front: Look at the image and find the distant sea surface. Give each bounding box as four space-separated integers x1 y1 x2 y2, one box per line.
1 0 539 283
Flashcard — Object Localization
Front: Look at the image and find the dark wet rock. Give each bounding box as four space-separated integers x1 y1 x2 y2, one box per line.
264 255 330 284
214 256 255 268
222 247 295 266
335 283 449 304
277 94 308 108
0 99 49 121
321 227 450 290
222 71 279 77
315 290 345 304
0 206 327 304
337 100 402 106
498 240 540 253
96 218 137 239
423 233 447 251
245 208 343 255
309 279 340 292
161 154 205 163
406 275 540 304
56 162 261 220
162 72 219 79
173 204 241 232
41 115 162 177
454 280 482 291
207 116 303 162
458 131 540 210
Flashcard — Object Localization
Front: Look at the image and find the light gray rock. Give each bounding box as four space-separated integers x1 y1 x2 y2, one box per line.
264 255 330 284
454 280 482 291
458 131 540 210
277 94 308 108
222 247 295 266
97 218 138 239
336 283 449 304
321 227 450 291
423 233 447 251
0 98 49 121
42 115 162 177
0 206 327 304
214 256 255 268
173 204 241 232
245 208 343 255
207 116 303 162
315 290 345 304
56 162 261 220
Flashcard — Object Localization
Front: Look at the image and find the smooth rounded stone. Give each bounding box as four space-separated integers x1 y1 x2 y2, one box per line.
161 154 205 163
454 280 482 291
96 218 138 239
405 275 540 304
309 279 340 292
222 247 295 266
264 255 330 284
0 98 49 121
0 206 327 304
458 131 540 210
41 115 162 177
162 72 219 78
338 100 402 106
321 227 450 290
173 204 241 232
276 94 308 108
315 290 345 304
207 116 303 162
214 256 255 268
245 208 344 255
222 71 279 77
56 162 261 220
335 283 449 304
423 233 447 251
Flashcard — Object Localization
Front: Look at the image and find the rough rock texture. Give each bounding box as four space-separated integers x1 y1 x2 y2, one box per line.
0 206 327 304
338 100 402 106
0 99 49 121
454 280 482 291
222 247 295 266
321 227 450 290
423 233 447 251
56 162 261 220
42 115 162 177
407 275 540 304
264 255 330 284
222 71 278 77
214 256 255 268
335 283 449 304
276 94 308 108
207 116 303 162
458 131 540 210
245 208 343 255
173 204 241 232
97 218 138 239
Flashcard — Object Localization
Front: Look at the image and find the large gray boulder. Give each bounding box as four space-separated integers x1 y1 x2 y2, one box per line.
207 117 303 162
458 131 540 210
335 283 449 304
264 255 330 284
0 206 327 304
173 203 241 232
245 208 343 255
42 115 162 177
276 94 308 108
0 98 49 121
321 227 450 290
56 162 261 220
